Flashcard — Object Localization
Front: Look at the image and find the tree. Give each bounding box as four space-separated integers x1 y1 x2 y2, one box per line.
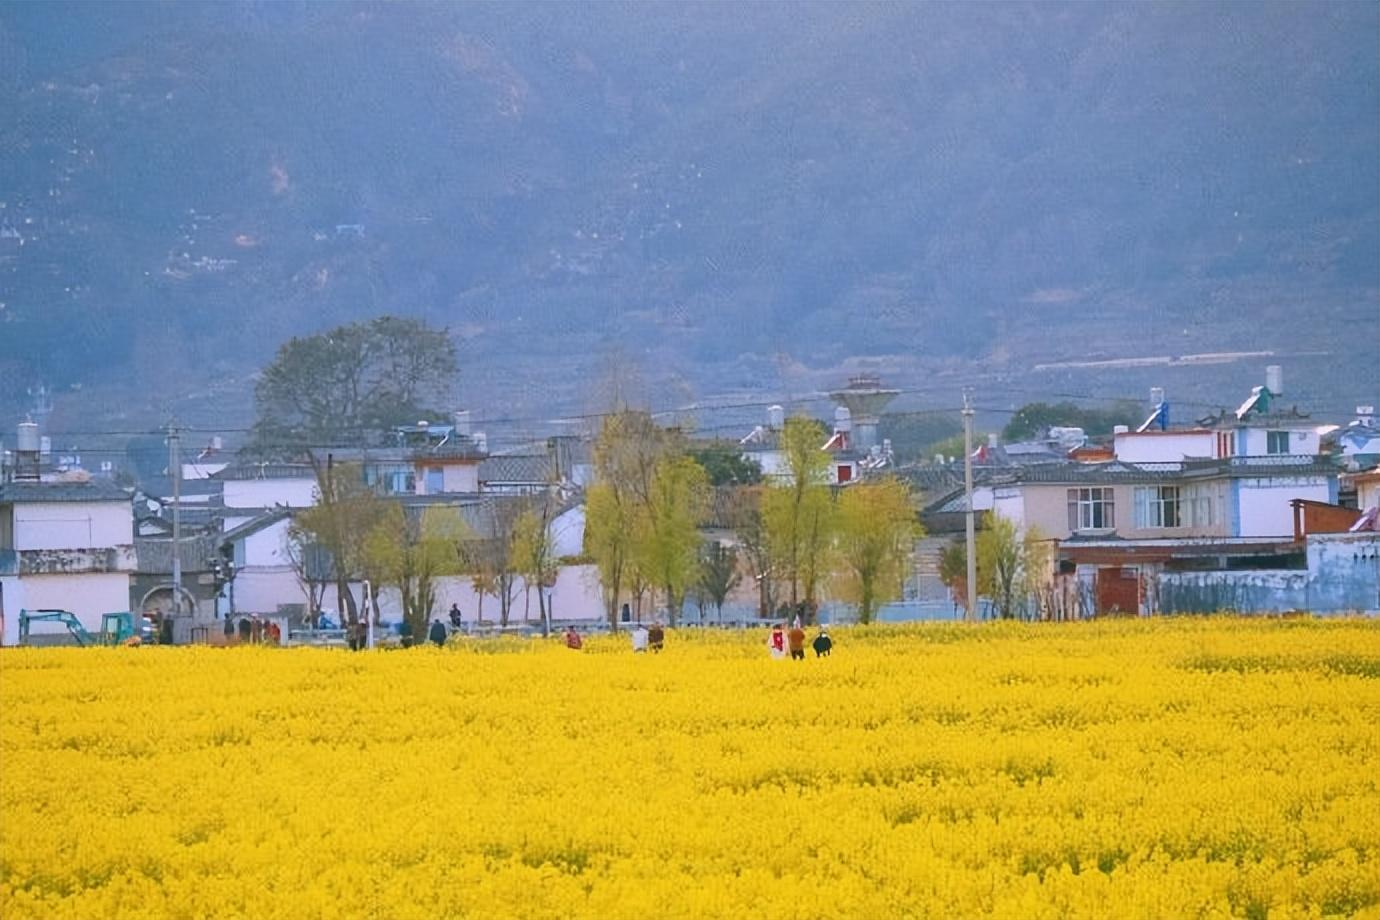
584 410 681 628
687 441 763 486
510 500 558 636
724 485 776 617
632 454 710 626
976 514 1052 620
284 524 331 626
459 498 524 627
698 541 742 622
293 463 389 625
1001 401 1140 442
834 478 921 624
763 416 835 614
251 316 457 455
364 505 467 637
938 539 969 612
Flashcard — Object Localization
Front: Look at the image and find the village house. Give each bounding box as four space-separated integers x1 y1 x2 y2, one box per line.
740 375 898 486
0 477 137 645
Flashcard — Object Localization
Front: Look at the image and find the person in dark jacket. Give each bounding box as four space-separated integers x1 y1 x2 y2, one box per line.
428 619 448 648
812 628 833 658
399 619 415 648
448 604 463 630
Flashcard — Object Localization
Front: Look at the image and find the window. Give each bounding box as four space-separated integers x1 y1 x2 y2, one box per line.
1216 431 1236 458
1067 488 1115 531
1267 431 1290 455
1134 486 1182 528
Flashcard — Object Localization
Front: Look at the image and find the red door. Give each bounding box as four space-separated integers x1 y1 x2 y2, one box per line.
1096 567 1139 616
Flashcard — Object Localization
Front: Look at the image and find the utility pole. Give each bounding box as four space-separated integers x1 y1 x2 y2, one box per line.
169 421 183 625
962 390 977 623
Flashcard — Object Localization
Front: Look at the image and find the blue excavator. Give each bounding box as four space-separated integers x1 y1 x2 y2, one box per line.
17 609 143 646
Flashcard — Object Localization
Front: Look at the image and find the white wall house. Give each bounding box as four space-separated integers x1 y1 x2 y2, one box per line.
0 479 136 645
218 465 320 514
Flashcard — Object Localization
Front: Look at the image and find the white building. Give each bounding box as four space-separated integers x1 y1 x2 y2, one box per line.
0 479 136 645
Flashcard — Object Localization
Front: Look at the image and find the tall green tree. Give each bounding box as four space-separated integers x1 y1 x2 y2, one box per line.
251 315 457 455
584 410 681 628
835 477 921 624
763 416 835 612
632 454 710 625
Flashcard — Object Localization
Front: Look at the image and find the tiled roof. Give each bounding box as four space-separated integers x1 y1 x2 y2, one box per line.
0 479 131 503
213 463 317 481
220 509 293 545
480 453 555 484
135 534 222 574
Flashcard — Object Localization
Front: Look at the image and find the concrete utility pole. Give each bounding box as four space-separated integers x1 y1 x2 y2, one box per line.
169 422 182 621
962 391 977 623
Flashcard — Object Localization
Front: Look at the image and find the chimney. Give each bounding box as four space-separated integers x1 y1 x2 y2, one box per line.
987 432 998 449
1265 365 1283 397
833 406 852 433
473 431 488 453
1150 387 1164 407
767 405 785 430
453 410 472 437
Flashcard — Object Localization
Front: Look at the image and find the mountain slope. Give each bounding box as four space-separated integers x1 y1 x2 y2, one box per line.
0 2 1375 428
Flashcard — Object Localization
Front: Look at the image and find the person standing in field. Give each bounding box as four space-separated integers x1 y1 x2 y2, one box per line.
768 624 786 660
812 627 833 658
448 604 463 630
787 622 806 660
564 626 583 650
647 622 665 653
428 619 448 648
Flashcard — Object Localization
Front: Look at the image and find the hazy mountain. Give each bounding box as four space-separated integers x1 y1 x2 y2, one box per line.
1 1 1376 434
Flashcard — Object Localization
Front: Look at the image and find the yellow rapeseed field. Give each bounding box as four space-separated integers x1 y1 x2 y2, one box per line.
2 618 1379 919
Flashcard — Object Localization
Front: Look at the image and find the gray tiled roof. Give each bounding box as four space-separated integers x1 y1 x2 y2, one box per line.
0 479 131 503
213 463 317 481
480 453 555 484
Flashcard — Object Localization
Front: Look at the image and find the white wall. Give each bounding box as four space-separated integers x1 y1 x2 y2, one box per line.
12 501 133 550
369 563 607 625
748 450 789 479
1114 432 1214 463
990 486 1023 526
1238 427 1318 456
551 505 585 559
1236 476 1331 537
0 572 132 645
222 477 318 511
1358 477 1380 510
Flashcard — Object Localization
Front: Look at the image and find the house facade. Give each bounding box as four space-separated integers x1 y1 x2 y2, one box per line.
0 479 137 645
